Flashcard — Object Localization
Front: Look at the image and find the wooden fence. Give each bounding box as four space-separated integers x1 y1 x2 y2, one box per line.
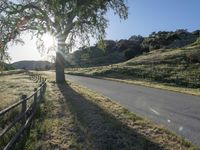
0 72 47 150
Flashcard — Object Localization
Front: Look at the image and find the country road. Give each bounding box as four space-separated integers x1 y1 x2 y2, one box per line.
66 74 200 146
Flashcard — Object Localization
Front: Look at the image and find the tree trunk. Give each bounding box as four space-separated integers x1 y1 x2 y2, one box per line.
56 40 66 83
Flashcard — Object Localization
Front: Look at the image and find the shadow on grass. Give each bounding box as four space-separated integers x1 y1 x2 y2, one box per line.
58 83 163 150
0 106 40 150
0 90 51 150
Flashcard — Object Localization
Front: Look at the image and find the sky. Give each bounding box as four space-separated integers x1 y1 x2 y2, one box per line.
8 0 200 62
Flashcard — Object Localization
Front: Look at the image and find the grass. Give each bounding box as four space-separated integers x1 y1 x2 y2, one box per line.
65 45 200 96
0 71 41 149
0 72 39 109
24 71 199 149
0 69 25 76
24 77 88 149
1 71 199 149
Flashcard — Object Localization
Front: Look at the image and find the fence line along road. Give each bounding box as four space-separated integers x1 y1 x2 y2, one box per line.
0 72 47 150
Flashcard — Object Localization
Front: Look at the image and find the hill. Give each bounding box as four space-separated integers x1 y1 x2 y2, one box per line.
66 43 200 89
12 60 52 70
66 29 200 67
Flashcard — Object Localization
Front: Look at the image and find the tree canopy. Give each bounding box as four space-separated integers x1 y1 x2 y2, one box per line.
0 0 128 82
0 0 128 54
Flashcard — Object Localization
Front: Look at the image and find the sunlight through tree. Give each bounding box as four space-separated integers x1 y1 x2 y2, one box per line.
0 0 128 82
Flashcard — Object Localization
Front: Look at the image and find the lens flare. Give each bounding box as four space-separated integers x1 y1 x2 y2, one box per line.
42 33 57 49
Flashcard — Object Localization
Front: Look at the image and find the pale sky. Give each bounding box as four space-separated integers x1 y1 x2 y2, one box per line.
8 33 56 63
8 34 42 62
8 0 200 63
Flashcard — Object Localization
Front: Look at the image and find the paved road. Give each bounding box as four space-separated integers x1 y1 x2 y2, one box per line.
66 74 200 146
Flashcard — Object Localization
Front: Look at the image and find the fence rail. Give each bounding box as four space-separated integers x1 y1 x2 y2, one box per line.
0 72 47 150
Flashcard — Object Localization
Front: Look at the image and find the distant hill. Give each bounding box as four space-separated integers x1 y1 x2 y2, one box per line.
12 60 52 70
67 29 200 67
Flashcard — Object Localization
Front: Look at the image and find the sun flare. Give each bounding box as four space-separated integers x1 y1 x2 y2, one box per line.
42 33 57 49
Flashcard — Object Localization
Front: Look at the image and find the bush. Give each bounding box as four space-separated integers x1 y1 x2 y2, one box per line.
186 51 200 63
141 47 149 53
142 29 199 50
124 48 141 60
104 40 116 53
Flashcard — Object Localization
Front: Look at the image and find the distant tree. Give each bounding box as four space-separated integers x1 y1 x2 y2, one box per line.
141 30 192 50
124 48 142 60
192 30 200 36
175 29 188 35
103 40 116 53
0 51 11 71
0 0 128 83
129 35 144 44
117 39 140 51
141 47 149 53
45 65 51 70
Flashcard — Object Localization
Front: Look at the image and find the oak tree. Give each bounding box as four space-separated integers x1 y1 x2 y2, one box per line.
0 0 128 82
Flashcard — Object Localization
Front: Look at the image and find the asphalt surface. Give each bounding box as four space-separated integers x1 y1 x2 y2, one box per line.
66 74 200 146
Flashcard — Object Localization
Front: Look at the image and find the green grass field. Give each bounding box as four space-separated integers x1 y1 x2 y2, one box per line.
65 45 200 95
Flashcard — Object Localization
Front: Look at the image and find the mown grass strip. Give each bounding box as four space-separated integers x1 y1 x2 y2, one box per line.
66 81 199 150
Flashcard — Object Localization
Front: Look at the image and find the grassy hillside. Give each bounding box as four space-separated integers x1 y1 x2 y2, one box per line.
66 30 199 67
65 44 200 91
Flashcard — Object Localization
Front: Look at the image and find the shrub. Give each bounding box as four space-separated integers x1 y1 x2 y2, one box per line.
141 47 149 53
124 48 142 60
186 51 200 63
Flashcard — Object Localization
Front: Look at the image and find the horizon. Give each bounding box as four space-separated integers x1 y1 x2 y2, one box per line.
8 0 200 63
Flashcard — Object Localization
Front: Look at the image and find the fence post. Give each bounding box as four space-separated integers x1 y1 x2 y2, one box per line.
35 75 37 82
44 81 47 93
33 88 37 113
21 95 27 125
39 83 43 101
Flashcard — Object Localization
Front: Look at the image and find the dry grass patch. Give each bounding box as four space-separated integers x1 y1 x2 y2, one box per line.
0 72 43 149
25 81 88 149
0 73 39 109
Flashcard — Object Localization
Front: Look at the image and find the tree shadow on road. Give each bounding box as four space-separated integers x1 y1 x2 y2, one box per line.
58 83 163 150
